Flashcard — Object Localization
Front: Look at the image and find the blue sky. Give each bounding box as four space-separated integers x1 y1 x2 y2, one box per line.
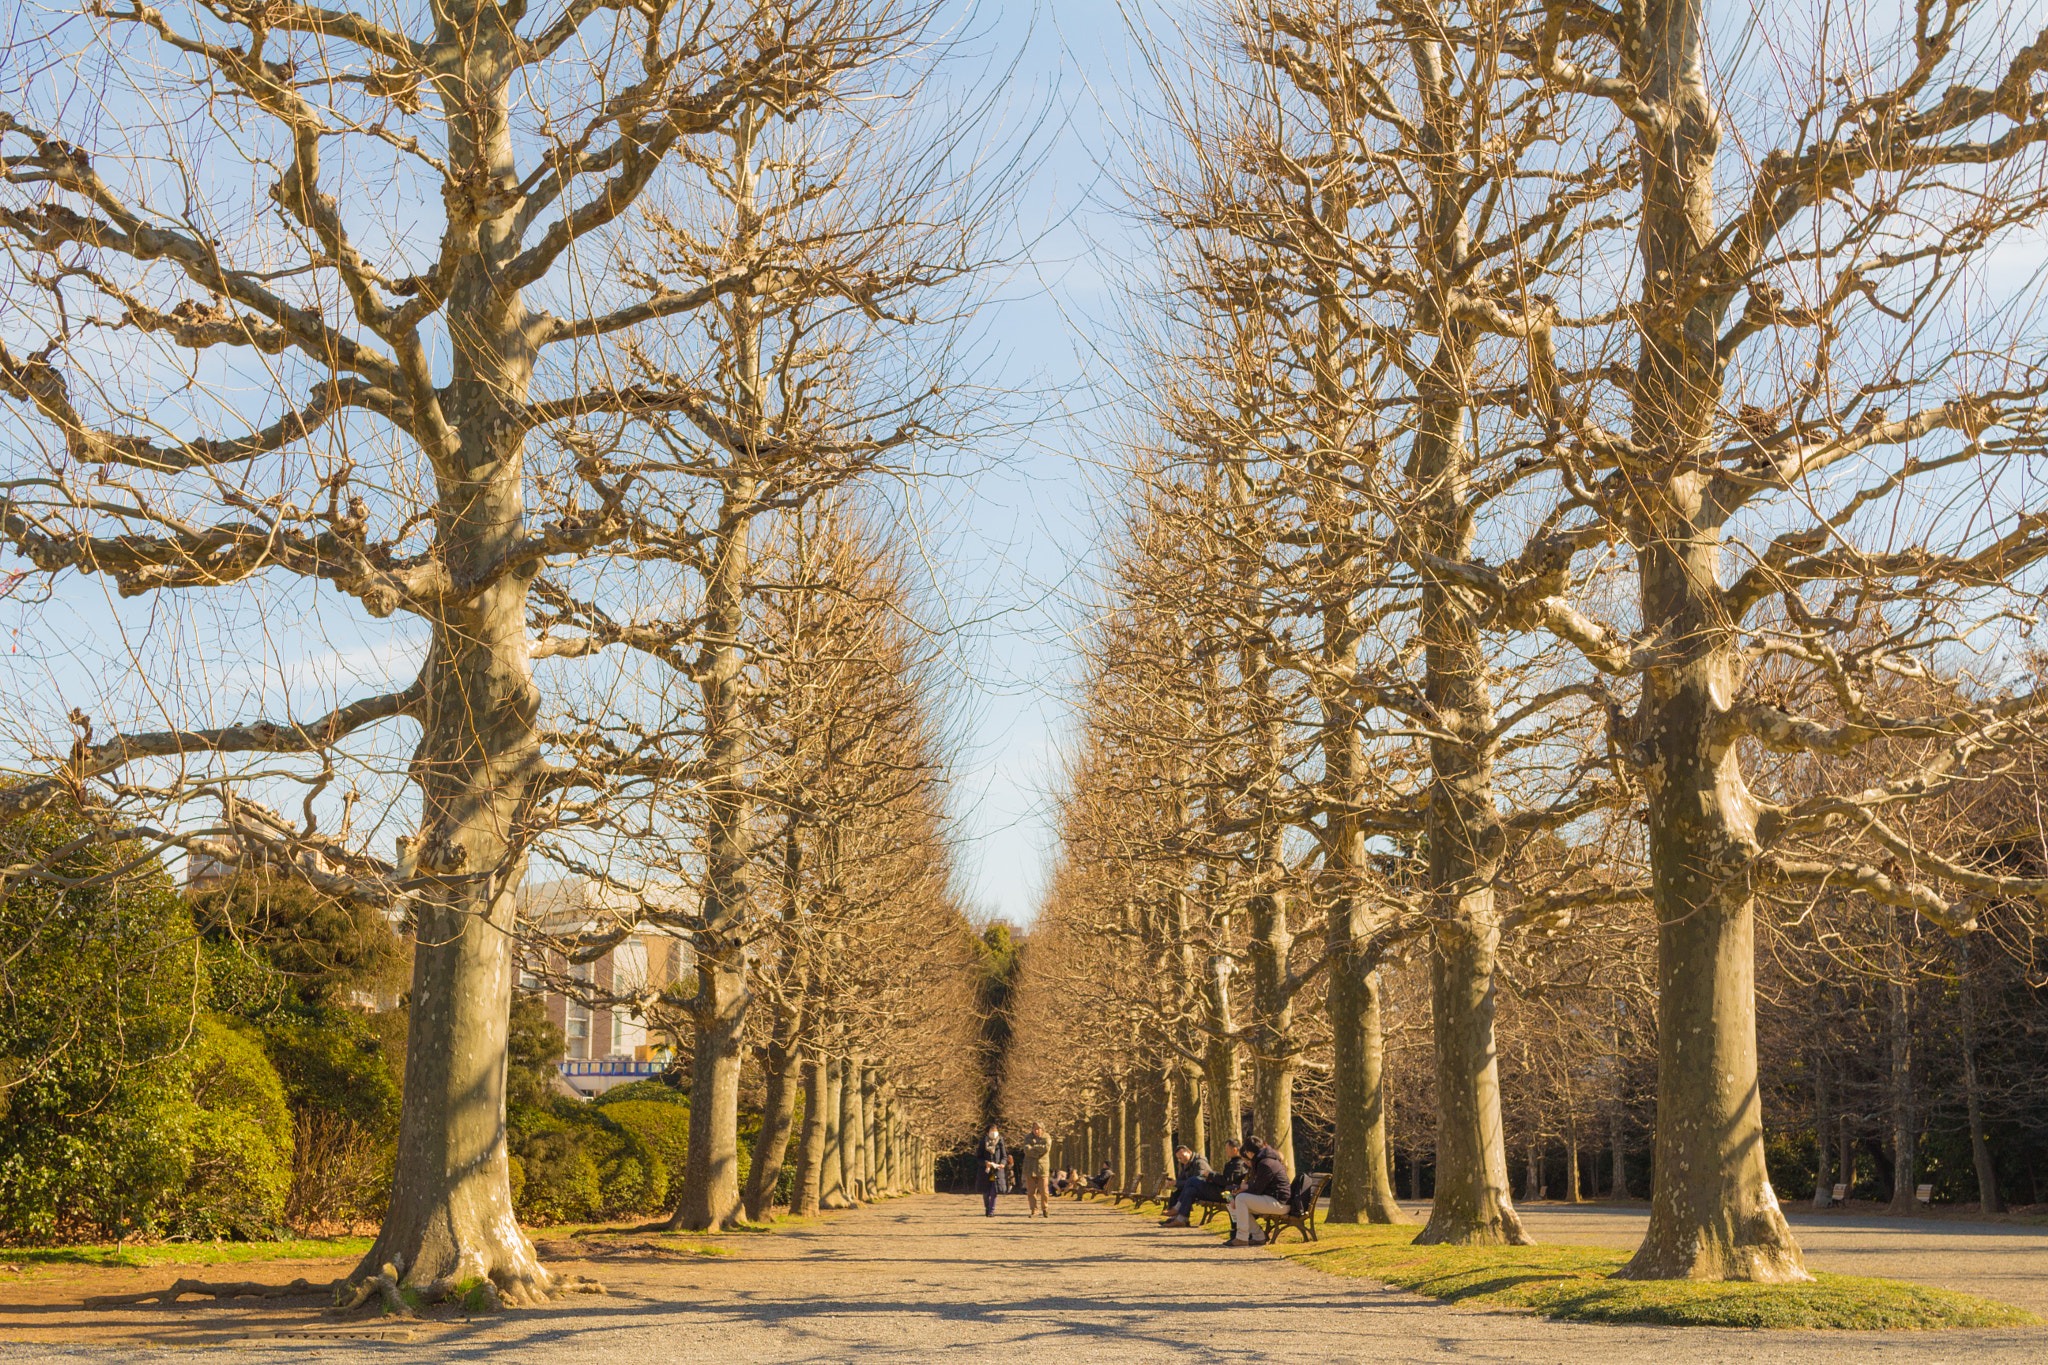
0 1 1150 928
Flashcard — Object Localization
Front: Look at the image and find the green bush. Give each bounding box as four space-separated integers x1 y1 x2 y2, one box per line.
163 1017 294 1239
0 807 201 1243
510 1097 673 1224
598 1100 690 1187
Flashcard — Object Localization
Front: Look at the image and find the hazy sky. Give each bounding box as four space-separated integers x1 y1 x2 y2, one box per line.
915 1 1146 929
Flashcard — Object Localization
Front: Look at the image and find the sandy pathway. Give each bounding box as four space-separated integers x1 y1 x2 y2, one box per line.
3 1194 2043 1363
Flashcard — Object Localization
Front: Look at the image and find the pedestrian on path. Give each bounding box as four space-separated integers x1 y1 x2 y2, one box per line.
1017 1122 1053 1217
975 1124 1008 1216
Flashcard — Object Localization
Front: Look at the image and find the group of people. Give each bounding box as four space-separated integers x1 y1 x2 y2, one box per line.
1155 1137 1291 1246
972 1123 1296 1247
972 1122 1055 1217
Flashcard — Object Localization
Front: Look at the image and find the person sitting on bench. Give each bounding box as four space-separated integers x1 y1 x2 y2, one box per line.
1091 1161 1115 1191
1157 1145 1213 1228
1226 1136 1289 1247
1161 1139 1243 1227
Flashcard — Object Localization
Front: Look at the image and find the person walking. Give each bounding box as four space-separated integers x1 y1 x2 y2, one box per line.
1227 1136 1289 1247
974 1123 1008 1216
1017 1122 1053 1218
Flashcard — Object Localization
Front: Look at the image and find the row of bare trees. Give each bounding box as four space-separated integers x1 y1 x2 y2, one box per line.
2 0 994 1304
1003 0 2048 1283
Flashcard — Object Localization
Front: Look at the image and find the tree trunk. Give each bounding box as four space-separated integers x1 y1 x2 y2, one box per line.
1329 959 1405 1222
1417 919 1528 1244
820 1057 848 1208
1960 939 2004 1213
1246 864 1295 1175
1616 0 1806 1283
838 1054 864 1203
1566 1133 1583 1205
1811 1042 1833 1210
1886 977 1917 1214
1204 958 1241 1159
1121 1091 1140 1194
790 1054 827 1217
1137 1064 1169 1196
1524 1145 1541 1203
351 21 551 1302
743 1014 803 1221
1172 1066 1203 1161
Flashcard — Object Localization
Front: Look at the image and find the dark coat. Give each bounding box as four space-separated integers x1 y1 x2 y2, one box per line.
1208 1153 1251 1192
975 1133 1009 1193
1174 1152 1213 1185
1244 1145 1289 1200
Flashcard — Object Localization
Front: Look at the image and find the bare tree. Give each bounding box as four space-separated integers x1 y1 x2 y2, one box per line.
1 0 951 1301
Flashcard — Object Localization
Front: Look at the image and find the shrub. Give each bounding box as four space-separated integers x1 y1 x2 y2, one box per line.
162 1016 295 1240
510 1098 672 1223
0 807 200 1243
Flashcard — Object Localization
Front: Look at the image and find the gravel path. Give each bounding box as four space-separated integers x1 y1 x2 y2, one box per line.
4 1194 2044 1363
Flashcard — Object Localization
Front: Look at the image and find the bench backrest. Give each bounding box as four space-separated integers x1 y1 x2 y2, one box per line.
1288 1171 1329 1216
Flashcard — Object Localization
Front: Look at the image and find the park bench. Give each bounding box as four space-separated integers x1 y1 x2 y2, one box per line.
1252 1171 1329 1244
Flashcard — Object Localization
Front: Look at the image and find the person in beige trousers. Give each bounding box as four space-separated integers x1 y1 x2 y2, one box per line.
1016 1122 1053 1217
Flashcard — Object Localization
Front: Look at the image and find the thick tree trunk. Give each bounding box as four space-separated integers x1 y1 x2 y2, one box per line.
1172 1066 1203 1160
743 1023 802 1221
1120 1092 1139 1194
1417 920 1528 1244
820 1058 848 1207
1811 1044 1833 1209
1204 958 1241 1158
790 1055 827 1217
1960 940 2004 1213
1329 959 1405 1222
1617 0 1806 1285
838 1055 864 1203
673 953 747 1230
1139 1065 1172 1196
353 17 552 1306
1886 978 1917 1215
1247 870 1295 1175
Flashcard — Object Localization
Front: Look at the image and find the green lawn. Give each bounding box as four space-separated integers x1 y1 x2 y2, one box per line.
2 1236 374 1270
1265 1223 2038 1329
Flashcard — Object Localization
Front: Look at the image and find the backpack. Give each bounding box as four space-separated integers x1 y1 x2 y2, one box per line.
1286 1171 1312 1216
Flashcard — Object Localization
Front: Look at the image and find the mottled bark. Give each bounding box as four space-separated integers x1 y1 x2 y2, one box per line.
743 1018 802 1221
354 10 549 1301
1246 868 1295 1175
1960 940 2003 1213
790 1055 827 1217
838 1054 864 1202
820 1057 848 1207
1416 921 1527 1244
1329 957 1404 1222
1616 0 1805 1283
1203 958 1241 1158
1886 978 1918 1215
1139 1065 1172 1196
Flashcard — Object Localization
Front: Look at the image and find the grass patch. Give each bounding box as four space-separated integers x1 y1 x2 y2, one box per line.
1 1236 374 1270
1269 1224 2038 1329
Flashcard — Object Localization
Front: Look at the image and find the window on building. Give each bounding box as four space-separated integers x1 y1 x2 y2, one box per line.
565 1004 590 1060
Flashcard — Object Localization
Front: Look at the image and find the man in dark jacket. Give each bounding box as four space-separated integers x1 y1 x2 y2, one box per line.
1227 1137 1289 1246
1161 1139 1245 1227
1158 1145 1213 1227
974 1125 1008 1216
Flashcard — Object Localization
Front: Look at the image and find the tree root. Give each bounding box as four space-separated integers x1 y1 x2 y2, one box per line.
329 1255 413 1317
329 1252 604 1318
84 1277 333 1309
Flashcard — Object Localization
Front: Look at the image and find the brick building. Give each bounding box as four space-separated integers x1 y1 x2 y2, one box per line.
515 878 692 1097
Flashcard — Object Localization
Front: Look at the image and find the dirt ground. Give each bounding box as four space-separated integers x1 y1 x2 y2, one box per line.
3 1194 2045 1363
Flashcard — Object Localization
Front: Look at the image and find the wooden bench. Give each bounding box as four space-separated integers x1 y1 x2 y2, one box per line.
1255 1172 1329 1244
